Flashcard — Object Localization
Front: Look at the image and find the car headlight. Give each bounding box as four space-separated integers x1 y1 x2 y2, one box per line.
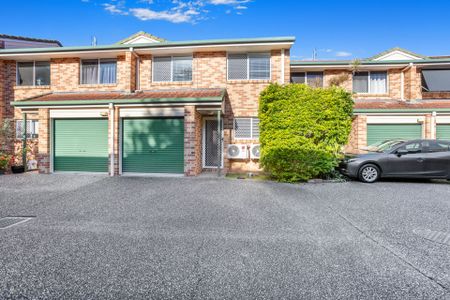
347 158 359 163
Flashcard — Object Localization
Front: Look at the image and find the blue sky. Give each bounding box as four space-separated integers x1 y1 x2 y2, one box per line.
2 0 450 60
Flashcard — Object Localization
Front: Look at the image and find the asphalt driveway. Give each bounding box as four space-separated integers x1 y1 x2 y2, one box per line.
0 174 449 299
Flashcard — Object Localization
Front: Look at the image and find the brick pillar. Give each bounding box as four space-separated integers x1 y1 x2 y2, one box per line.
424 114 433 139
0 60 4 123
184 106 202 176
114 106 120 175
124 51 136 93
37 108 50 174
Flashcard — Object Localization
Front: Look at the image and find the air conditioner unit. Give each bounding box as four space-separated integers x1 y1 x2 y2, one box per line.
227 144 248 159
250 144 261 159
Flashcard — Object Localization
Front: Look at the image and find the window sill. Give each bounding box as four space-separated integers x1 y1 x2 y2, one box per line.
14 85 51 90
354 93 389 97
151 81 193 85
227 79 271 84
78 84 118 88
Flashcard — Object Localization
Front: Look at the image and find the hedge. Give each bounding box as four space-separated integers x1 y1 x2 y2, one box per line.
258 83 353 182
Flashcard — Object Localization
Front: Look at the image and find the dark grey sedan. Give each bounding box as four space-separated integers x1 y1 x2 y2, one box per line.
340 139 450 183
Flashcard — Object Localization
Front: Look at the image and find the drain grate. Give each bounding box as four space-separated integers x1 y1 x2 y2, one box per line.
0 217 34 229
414 229 450 246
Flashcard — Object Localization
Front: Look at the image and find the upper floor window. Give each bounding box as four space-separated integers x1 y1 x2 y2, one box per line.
291 72 324 88
422 69 450 92
234 117 260 139
81 59 117 85
228 53 271 80
17 61 50 86
353 71 387 94
153 56 192 82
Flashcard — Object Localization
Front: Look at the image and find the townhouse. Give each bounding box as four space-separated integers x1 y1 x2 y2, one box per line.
291 48 450 153
0 32 293 175
2 32 450 176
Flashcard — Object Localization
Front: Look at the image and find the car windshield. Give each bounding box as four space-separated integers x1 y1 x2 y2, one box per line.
367 140 405 152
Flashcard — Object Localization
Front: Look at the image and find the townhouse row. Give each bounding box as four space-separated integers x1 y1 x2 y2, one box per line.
1 32 450 176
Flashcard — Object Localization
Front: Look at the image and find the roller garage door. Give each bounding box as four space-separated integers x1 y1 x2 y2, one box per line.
437 124 450 140
53 119 109 172
367 124 422 146
122 118 184 174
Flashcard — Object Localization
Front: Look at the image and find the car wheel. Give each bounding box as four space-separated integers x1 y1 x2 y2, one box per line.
358 164 380 183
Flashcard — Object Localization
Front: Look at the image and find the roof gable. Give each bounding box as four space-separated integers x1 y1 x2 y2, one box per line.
117 31 166 45
369 47 427 61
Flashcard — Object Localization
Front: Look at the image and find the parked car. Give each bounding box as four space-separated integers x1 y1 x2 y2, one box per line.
340 139 450 183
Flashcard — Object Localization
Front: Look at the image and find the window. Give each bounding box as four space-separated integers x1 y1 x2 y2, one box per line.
228 53 271 80
353 71 387 94
16 120 39 139
153 56 192 82
17 61 50 86
81 59 117 84
424 140 450 152
396 142 422 154
422 69 450 92
234 118 260 139
290 72 324 88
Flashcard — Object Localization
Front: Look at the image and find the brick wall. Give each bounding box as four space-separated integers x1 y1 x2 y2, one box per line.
344 115 367 154
184 105 202 176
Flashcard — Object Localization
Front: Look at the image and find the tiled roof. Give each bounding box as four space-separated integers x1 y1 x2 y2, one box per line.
354 100 450 110
25 88 225 102
0 34 62 46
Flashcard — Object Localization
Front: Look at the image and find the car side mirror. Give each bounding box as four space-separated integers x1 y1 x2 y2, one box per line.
396 149 408 156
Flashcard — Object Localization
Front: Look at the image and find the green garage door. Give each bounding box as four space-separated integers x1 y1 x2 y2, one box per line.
437 124 450 140
367 124 422 146
53 119 109 172
122 118 184 174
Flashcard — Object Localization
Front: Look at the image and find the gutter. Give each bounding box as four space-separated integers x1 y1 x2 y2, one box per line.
11 97 224 107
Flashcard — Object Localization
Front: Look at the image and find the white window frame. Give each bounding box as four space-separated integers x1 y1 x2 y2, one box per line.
16 61 51 86
80 58 117 85
16 119 39 139
233 117 260 140
227 52 272 81
353 71 389 94
151 55 193 83
290 71 324 87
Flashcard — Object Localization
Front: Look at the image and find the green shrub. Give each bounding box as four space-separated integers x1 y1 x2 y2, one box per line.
258 83 353 182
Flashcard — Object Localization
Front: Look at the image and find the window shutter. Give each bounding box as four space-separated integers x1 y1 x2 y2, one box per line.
353 72 369 93
228 53 248 80
252 118 260 139
249 53 270 80
172 56 192 82
234 118 252 139
153 56 172 82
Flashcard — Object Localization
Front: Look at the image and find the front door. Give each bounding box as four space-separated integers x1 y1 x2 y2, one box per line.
203 119 223 168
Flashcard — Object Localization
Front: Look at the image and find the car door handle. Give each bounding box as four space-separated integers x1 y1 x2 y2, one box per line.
417 158 424 163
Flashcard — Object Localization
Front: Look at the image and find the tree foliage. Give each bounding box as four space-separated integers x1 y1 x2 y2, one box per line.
258 83 353 182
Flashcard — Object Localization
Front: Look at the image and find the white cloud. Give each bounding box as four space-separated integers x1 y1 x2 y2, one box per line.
209 0 250 4
101 0 253 23
335 51 352 57
103 3 129 15
130 7 200 23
